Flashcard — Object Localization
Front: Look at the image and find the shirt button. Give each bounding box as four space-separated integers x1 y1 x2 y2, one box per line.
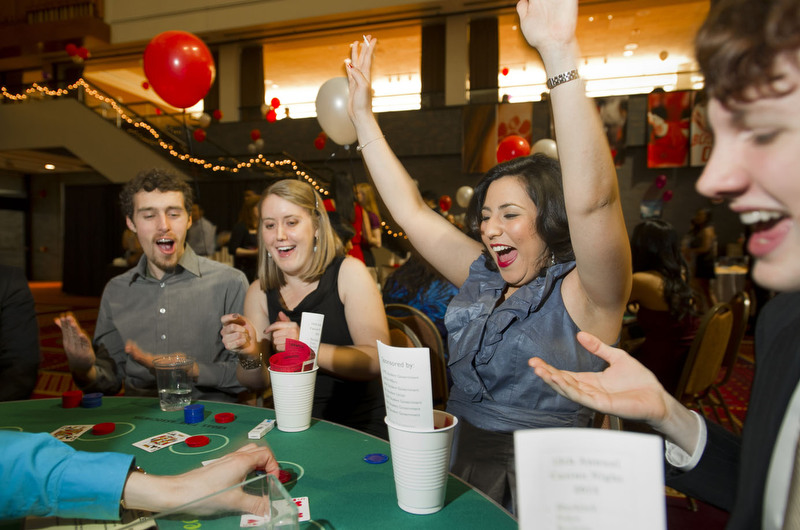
160 334 166 340
159 308 166 314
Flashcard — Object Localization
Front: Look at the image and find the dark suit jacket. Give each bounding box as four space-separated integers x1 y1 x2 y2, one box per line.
667 291 800 529
0 265 40 400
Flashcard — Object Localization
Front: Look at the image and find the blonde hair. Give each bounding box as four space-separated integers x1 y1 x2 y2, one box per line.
258 179 343 290
356 182 382 224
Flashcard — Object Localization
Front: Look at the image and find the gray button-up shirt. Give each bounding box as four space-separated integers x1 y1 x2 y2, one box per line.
82 246 249 402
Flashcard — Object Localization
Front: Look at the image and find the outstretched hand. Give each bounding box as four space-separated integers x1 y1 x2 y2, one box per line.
55 311 95 374
346 35 377 122
123 443 281 515
530 331 672 424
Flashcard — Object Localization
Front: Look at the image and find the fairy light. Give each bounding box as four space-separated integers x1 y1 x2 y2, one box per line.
0 78 327 191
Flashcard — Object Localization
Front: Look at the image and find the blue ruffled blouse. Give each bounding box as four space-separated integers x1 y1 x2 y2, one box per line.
444 255 607 432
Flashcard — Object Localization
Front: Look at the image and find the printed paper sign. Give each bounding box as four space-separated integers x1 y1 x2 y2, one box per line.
377 340 434 430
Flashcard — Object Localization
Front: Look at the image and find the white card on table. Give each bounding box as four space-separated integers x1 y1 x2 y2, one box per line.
514 428 666 530
377 340 434 430
50 425 93 442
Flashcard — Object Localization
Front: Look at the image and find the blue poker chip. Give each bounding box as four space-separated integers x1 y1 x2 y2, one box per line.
184 403 204 424
363 453 388 464
80 392 103 408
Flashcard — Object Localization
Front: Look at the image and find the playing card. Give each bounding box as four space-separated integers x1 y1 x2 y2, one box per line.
50 424 93 442
239 497 310 527
132 431 189 452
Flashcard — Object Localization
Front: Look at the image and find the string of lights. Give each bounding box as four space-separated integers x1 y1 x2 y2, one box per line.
0 79 328 196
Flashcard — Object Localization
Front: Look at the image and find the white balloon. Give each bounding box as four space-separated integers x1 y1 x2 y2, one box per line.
456 186 474 208
254 138 265 149
532 138 559 159
315 77 357 146
197 112 211 128
247 142 257 154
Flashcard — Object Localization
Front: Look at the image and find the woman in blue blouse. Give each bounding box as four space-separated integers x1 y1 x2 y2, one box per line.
345 0 631 511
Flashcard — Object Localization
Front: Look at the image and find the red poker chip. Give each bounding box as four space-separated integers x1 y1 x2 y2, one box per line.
214 412 235 424
92 422 115 435
185 435 210 447
278 469 292 484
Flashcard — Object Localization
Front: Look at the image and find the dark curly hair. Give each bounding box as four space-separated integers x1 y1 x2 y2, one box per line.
466 153 573 275
696 0 800 105
630 219 696 321
119 168 193 220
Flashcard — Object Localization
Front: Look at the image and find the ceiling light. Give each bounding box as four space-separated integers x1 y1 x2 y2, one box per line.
44 164 55 170
623 50 634 57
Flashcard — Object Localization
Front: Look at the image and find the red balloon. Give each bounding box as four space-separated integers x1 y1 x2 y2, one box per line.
143 31 215 109
439 195 452 212
155 108 162 115
501 67 509 76
266 109 277 122
496 135 531 163
250 129 261 141
193 128 206 142
212 109 223 121
141 81 149 90
662 190 674 202
270 97 281 109
314 135 326 150
77 47 89 60
65 43 78 56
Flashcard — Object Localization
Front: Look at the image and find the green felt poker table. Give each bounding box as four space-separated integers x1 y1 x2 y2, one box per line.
0 397 516 529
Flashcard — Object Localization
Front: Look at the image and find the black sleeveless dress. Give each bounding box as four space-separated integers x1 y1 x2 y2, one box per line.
266 256 387 438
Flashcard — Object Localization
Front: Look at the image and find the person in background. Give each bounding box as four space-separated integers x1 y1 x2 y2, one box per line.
221 179 390 438
355 182 382 266
382 252 459 359
528 0 800 527
684 207 718 310
627 219 699 395
0 431 279 520
121 227 143 267
56 168 249 403
187 203 217 257
345 0 631 510
0 265 40 401
228 194 261 283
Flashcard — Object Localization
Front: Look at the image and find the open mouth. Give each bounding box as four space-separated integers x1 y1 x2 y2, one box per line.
740 210 790 257
156 238 176 254
276 245 295 258
491 244 517 268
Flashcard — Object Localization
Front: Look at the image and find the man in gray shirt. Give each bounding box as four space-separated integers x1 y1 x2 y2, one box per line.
56 169 249 402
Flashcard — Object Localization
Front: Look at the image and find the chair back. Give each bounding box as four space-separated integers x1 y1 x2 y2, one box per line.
385 303 449 409
387 315 423 348
674 302 734 400
718 291 751 386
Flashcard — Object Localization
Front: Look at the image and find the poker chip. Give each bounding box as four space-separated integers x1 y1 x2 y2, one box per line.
185 435 210 447
92 422 115 435
363 453 389 464
278 469 292 484
214 412 235 424
80 392 103 408
62 390 83 408
184 403 205 424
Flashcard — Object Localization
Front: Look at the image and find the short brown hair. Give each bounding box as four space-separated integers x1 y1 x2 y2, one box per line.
120 168 193 220
696 0 800 104
259 179 343 290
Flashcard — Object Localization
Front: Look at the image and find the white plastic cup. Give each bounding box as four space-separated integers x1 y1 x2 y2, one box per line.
385 410 458 514
268 367 318 432
153 354 194 411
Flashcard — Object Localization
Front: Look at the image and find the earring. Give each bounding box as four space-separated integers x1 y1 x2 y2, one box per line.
267 252 272 259
313 245 317 253
550 252 556 266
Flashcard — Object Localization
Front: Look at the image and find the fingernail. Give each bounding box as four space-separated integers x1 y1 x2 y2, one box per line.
363 35 370 47
344 58 353 69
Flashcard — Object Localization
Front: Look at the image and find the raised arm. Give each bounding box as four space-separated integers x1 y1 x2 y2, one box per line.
346 37 482 287
517 0 631 341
